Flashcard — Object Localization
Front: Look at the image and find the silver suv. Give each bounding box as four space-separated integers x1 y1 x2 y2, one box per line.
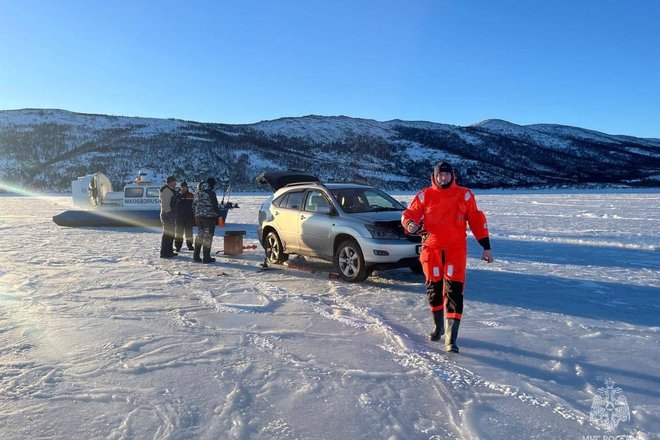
257 172 422 282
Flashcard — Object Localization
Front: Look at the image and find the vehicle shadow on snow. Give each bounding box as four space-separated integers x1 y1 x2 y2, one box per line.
467 267 658 327
476 237 659 270
216 243 656 327
214 242 655 325
215 252 425 290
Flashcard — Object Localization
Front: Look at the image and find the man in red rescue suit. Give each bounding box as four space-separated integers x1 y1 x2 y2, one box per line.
402 162 494 353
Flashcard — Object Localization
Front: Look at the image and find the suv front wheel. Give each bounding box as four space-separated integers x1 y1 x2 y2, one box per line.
333 238 370 282
265 231 288 264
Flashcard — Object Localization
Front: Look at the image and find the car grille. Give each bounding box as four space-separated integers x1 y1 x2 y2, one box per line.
374 220 422 243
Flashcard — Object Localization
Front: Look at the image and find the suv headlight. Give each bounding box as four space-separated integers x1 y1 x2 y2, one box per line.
365 224 399 239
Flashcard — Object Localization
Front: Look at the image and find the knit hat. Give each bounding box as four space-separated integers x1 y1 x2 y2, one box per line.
433 162 454 188
180 180 188 188
434 162 453 174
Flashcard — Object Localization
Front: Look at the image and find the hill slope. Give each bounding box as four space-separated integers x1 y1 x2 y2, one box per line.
1 109 658 191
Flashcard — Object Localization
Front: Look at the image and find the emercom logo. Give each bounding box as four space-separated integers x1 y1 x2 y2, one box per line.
589 379 630 432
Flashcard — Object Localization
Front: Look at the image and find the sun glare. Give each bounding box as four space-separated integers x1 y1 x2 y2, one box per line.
0 180 162 231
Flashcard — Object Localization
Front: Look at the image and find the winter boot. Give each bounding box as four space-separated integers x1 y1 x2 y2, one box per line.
444 319 460 353
175 239 182 253
429 310 444 341
202 246 216 264
193 243 202 262
186 240 194 251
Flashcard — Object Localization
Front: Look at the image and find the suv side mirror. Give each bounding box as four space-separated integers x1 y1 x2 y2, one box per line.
400 201 408 208
316 205 332 215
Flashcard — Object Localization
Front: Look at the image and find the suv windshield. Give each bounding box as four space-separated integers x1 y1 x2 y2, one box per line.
330 188 404 213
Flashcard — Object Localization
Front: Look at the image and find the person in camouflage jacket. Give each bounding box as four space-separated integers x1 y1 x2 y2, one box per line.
193 177 221 263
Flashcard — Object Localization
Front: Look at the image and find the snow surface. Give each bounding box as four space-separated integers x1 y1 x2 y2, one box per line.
0 191 658 439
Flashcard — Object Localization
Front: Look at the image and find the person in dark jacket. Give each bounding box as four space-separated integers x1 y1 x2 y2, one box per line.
193 177 221 263
159 175 178 258
174 181 195 252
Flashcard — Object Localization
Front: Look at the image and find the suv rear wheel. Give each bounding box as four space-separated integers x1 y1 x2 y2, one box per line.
265 231 288 264
333 238 370 282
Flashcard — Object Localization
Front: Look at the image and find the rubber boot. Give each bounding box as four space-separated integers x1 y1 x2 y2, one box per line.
160 234 170 258
193 243 202 262
202 246 216 264
445 319 460 353
429 310 444 341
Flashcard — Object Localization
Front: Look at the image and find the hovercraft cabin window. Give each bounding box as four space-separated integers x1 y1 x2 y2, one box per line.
146 187 160 198
125 188 144 198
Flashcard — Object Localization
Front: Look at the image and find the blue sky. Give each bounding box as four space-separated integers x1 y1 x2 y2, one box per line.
1 0 659 137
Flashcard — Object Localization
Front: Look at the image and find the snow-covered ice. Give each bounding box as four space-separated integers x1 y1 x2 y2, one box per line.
0 190 658 439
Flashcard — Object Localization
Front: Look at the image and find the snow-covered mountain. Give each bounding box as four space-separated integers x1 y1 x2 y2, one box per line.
0 109 658 191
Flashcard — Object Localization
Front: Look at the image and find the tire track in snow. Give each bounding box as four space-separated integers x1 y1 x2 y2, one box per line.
250 273 590 428
243 275 465 438
193 270 461 439
163 262 590 431
330 283 590 426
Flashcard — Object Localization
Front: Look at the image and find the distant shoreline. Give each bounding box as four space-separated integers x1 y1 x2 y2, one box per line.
2 187 659 198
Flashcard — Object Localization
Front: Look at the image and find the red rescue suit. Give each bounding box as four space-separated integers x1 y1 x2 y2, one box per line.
401 176 489 321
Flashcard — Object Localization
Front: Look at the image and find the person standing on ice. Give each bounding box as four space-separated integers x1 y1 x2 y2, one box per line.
159 175 179 258
174 181 195 252
193 177 221 263
402 162 494 353
88 175 99 206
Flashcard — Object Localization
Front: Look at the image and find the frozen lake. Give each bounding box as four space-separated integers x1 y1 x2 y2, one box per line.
0 190 658 439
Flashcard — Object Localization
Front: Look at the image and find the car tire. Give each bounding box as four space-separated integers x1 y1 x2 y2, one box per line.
333 238 370 282
265 231 288 264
